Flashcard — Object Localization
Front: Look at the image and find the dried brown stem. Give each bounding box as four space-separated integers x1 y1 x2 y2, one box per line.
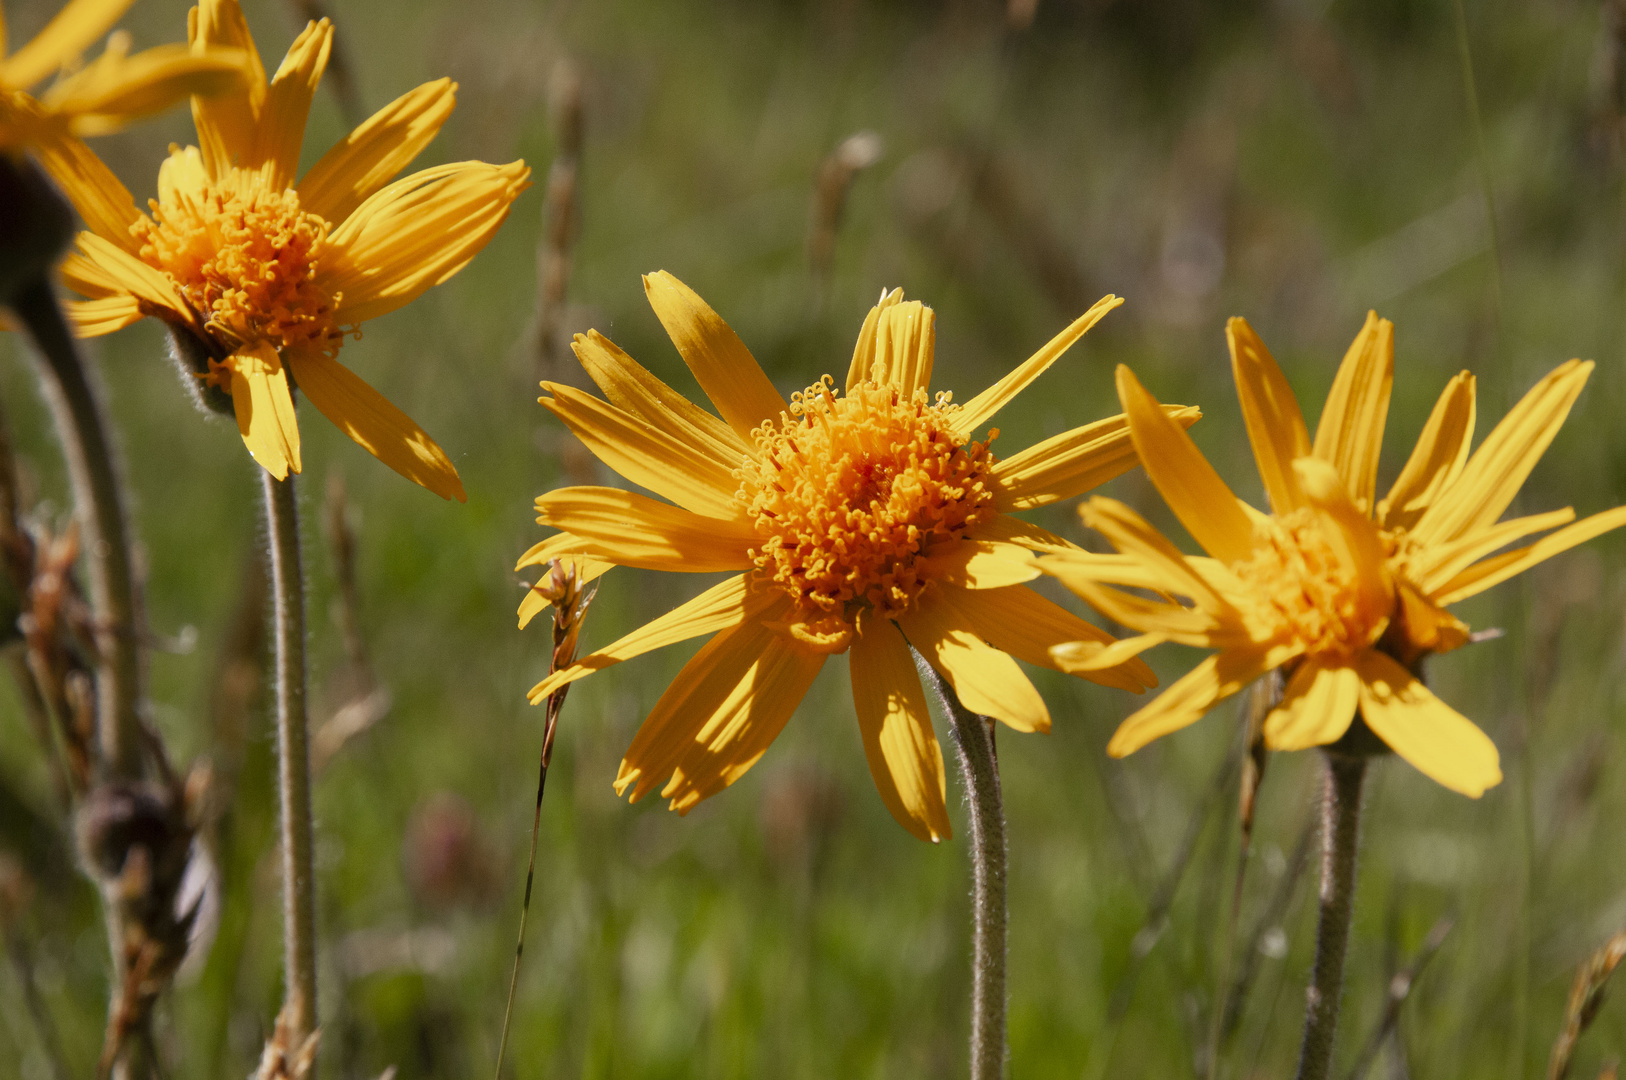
535 60 584 385
1548 931 1626 1080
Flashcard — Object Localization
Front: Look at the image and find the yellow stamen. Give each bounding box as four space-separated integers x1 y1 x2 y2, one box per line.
1234 507 1388 660
739 376 996 649
132 160 344 373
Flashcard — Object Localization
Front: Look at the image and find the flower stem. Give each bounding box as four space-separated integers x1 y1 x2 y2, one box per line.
9 276 141 779
263 472 318 1052
915 652 1007 1080
1294 751 1368 1080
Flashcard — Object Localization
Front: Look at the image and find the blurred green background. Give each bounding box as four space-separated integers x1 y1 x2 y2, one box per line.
3 0 1626 1076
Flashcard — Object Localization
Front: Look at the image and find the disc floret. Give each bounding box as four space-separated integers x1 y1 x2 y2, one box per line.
739 376 997 649
133 161 346 373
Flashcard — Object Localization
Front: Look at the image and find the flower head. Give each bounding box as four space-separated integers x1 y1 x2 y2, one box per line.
518 275 1196 840
1 0 245 151
49 0 530 497
1043 313 1626 796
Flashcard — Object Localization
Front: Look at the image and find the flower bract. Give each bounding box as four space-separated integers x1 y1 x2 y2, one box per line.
1042 313 1626 796
46 0 530 497
519 275 1197 841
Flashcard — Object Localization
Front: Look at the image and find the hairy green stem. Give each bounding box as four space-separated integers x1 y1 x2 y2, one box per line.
1294 751 1367 1080
915 652 1007 1080
263 472 318 1051
10 277 142 779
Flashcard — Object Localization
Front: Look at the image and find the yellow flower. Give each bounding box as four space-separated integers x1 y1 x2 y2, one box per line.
518 275 1194 841
48 0 529 497
1 0 244 149
1043 313 1626 797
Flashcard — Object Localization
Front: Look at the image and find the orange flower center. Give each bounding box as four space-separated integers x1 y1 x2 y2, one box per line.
738 377 997 650
1234 507 1389 659
133 167 345 379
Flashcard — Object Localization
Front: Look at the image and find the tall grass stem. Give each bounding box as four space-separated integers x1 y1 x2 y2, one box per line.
263 473 318 1054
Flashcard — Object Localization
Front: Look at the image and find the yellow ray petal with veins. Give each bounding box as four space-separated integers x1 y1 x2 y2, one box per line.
850 615 951 842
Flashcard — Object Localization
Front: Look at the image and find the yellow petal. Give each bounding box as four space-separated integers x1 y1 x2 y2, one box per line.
1078 496 1235 615
913 538 1039 590
532 487 756 572
285 350 463 501
296 77 456 222
897 587 1050 733
661 634 825 814
641 271 787 441
1410 507 1574 593
934 583 1157 694
156 142 209 204
227 342 300 479
614 608 787 801
1377 371 1475 531
844 287 904 390
1432 505 1626 606
1040 570 1232 647
849 614 951 842
1050 633 1165 674
1262 659 1360 751
252 19 330 189
529 573 773 702
539 382 746 519
1389 582 1469 659
870 299 935 396
1 0 132 90
991 405 1201 510
320 160 530 323
71 230 198 333
1117 364 1256 565
28 129 141 251
1228 317 1311 514
189 0 265 179
1355 650 1501 797
570 329 750 468
1412 360 1593 546
1107 643 1299 757
1312 311 1393 511
43 44 246 136
64 295 142 335
515 530 612 572
1293 457 1390 625
951 294 1123 438
977 513 1079 553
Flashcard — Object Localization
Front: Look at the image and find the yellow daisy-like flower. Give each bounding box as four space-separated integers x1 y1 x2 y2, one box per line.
48 0 529 498
0 0 243 151
1043 313 1626 797
518 275 1196 841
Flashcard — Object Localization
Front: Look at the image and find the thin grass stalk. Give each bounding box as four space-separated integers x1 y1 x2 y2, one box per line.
1345 914 1454 1080
1204 680 1278 1079
263 473 318 1052
1294 751 1367 1080
915 653 1007 1080
1452 0 1506 327
495 559 595 1079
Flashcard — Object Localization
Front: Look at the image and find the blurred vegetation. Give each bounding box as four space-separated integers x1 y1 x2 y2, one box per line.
3 0 1626 1076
